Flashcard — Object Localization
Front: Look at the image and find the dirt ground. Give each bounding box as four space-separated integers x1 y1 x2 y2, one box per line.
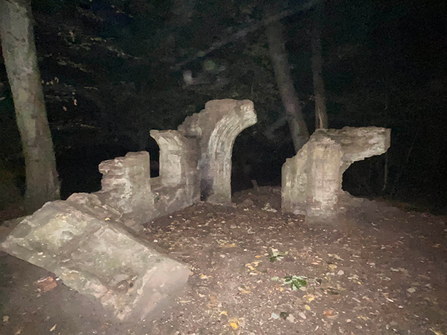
1 186 446 335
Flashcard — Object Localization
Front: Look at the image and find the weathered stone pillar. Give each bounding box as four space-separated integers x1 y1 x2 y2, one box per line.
281 145 308 215
282 127 391 220
178 99 257 204
149 129 201 216
306 137 343 220
150 130 199 186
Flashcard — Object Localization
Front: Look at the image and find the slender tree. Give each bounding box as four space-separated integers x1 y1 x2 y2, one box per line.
0 0 60 212
311 0 328 129
265 3 309 152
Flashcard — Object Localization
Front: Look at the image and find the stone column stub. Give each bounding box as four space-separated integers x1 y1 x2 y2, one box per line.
95 151 154 230
150 129 199 186
178 99 257 204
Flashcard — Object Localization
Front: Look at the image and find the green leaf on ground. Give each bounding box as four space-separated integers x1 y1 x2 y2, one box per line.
283 275 307 290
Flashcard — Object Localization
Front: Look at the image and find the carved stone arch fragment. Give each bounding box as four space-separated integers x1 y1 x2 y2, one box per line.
178 99 257 204
282 127 391 221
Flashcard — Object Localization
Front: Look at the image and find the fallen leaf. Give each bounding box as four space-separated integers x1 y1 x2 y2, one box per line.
328 253 344 261
323 309 338 319
49 324 57 332
3 316 9 322
217 240 237 248
229 319 239 330
238 286 251 294
303 294 315 303
207 294 218 308
381 292 394 302
357 316 370 321
245 261 261 272
430 328 444 335
34 276 57 293
304 304 311 311
200 273 211 280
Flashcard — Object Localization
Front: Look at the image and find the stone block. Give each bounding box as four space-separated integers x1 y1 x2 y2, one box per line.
95 151 154 230
0 196 190 321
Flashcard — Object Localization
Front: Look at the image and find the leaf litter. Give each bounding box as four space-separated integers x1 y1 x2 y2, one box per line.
0 186 446 334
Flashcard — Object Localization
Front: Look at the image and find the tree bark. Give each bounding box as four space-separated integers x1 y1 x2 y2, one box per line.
0 0 60 212
265 5 309 153
311 0 328 129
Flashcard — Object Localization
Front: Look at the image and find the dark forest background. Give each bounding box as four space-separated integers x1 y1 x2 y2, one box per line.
1 0 446 212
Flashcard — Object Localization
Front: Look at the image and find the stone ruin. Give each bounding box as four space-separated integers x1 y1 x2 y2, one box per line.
1 194 191 321
0 98 391 321
178 99 257 204
92 98 257 230
281 126 391 221
0 99 257 321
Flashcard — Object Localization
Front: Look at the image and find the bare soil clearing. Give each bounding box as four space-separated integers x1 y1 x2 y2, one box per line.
1 186 446 335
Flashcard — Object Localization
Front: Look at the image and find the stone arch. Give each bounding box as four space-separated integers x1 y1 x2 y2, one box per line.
178 99 257 204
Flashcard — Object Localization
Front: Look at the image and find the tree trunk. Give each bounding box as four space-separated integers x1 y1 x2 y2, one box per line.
311 0 328 129
265 5 309 153
0 0 60 212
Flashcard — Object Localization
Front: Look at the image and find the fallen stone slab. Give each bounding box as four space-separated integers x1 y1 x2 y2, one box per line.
0 193 190 321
